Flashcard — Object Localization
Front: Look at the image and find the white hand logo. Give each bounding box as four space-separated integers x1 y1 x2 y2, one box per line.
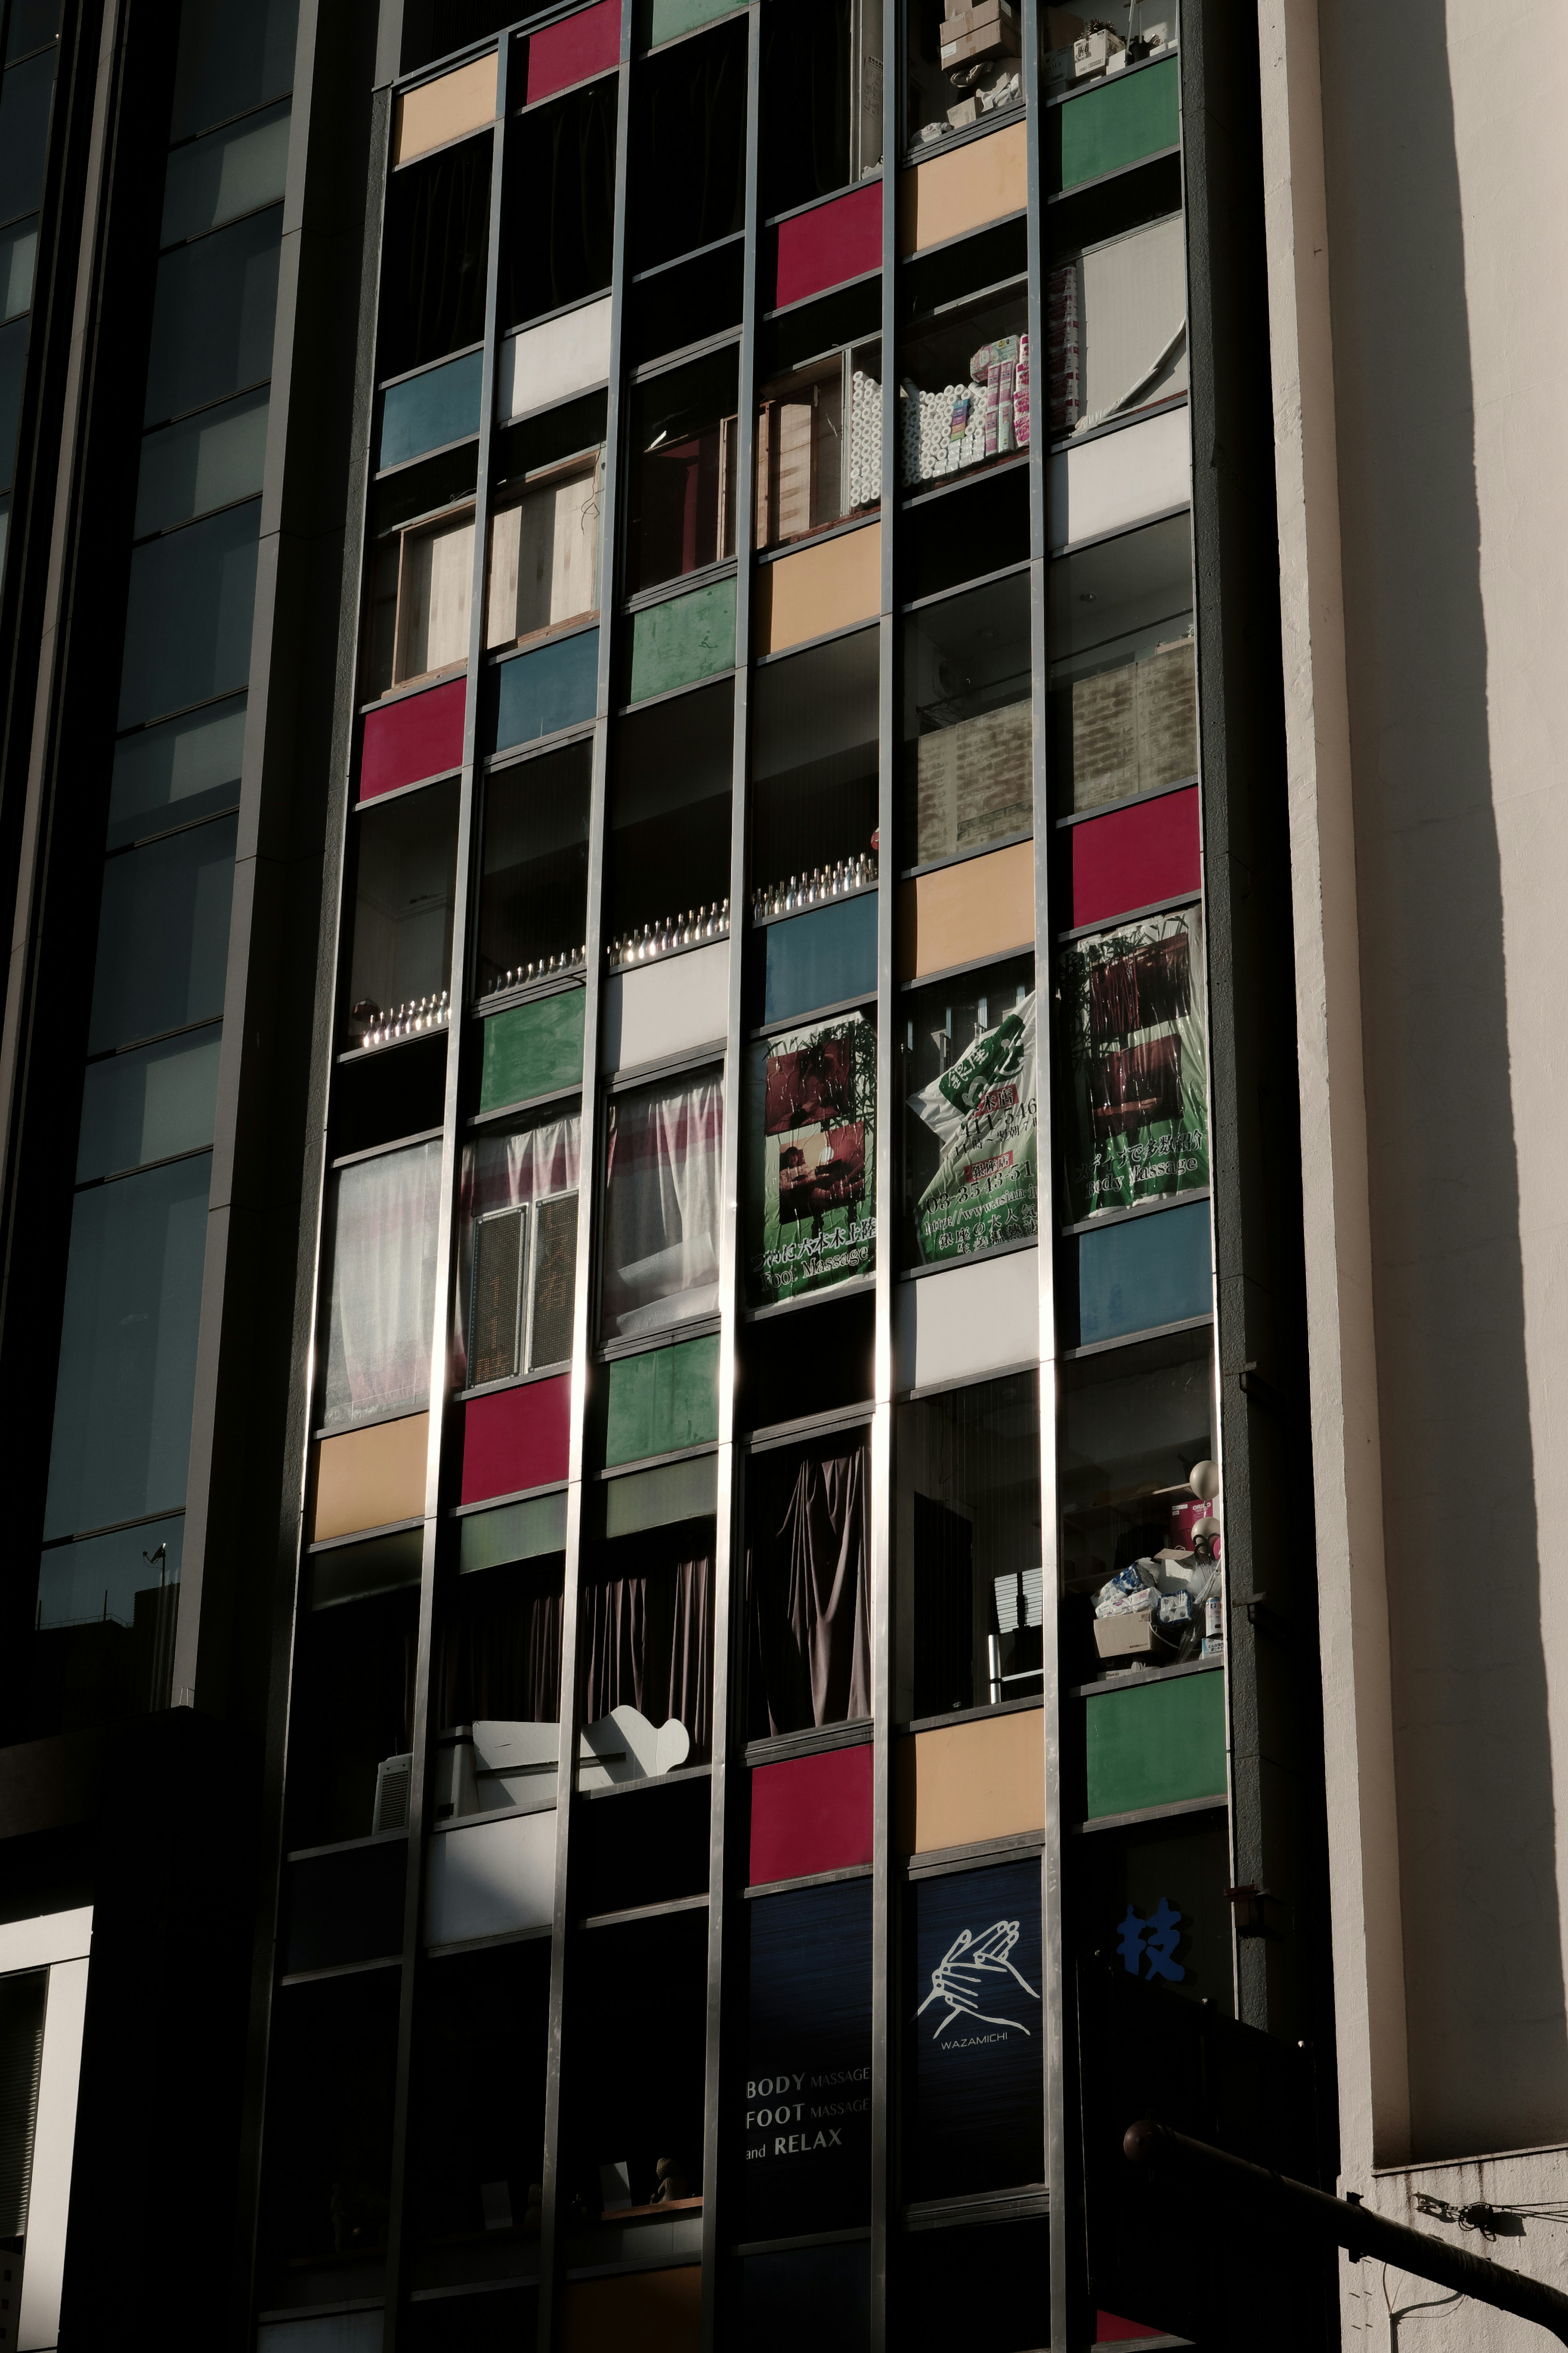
916 1918 1040 2039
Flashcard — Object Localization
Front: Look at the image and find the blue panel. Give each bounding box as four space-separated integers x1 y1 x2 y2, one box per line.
492 627 598 750
739 1877 871 2240
903 1858 1043 2200
1075 1198 1211 1346
377 348 482 471
762 893 878 1026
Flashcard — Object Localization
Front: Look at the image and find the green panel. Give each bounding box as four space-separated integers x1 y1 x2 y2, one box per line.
638 0 742 47
459 1489 568 1575
627 577 736 704
479 989 585 1113
603 1334 722 1468
597 1452 718 1539
1054 57 1180 192
1083 1667 1226 1819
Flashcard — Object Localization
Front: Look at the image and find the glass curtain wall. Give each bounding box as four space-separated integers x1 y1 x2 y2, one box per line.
0 0 61 587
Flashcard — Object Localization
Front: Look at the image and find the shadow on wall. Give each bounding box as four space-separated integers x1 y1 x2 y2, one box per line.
1320 4 1567 2157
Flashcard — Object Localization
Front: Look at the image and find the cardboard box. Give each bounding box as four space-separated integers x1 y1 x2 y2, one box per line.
1093 1612 1156 1660
941 19 1020 63
940 0 1016 37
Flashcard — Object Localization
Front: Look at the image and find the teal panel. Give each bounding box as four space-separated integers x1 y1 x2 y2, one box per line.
377 349 483 470
479 989 585 1112
604 1334 722 1468
627 577 736 703
638 0 743 47
492 628 599 751
1074 1200 1211 1346
459 1488 569 1574
1084 1668 1226 1819
603 1350 659 1468
762 894 878 1026
597 1452 718 1539
664 1332 721 1450
1052 57 1180 192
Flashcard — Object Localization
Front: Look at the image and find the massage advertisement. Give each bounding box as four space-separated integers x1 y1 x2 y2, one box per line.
908 989 1038 1263
746 1010 877 1306
1059 906 1208 1221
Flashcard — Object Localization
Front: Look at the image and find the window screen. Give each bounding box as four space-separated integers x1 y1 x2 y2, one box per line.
530 1193 577 1369
469 1205 527 1387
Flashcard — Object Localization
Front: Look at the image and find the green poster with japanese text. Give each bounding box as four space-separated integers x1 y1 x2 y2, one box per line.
1060 907 1208 1222
908 990 1038 1263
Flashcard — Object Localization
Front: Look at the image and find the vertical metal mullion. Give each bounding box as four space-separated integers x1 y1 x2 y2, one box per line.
381 38 510 2353
698 9 761 2348
869 0 898 2337
537 9 635 2346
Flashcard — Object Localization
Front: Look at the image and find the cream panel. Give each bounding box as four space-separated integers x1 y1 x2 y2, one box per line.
895 1710 1045 1854
755 522 880 656
311 1414 428 1542
894 1248 1039 1394
499 296 613 422
392 53 497 166
599 941 730 1072
1047 404 1190 551
898 120 1027 253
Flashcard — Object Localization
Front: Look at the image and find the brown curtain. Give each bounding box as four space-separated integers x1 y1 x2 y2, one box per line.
747 1445 871 1738
579 1524 714 1762
433 1558 564 1732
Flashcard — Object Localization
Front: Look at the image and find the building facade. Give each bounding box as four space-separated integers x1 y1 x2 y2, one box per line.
0 0 1558 2349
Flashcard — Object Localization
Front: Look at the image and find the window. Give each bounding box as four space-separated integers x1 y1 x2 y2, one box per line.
474 740 590 1000
895 1372 1040 1721
457 1110 581 1388
1058 906 1207 1223
0 310 27 496
606 680 732 960
755 339 881 552
378 134 491 381
624 346 738 596
486 452 601 651
363 498 475 696
118 502 260 728
1042 11 1175 98
901 954 1035 1266
760 0 882 216
260 1970 400 2271
77 1029 222 1183
286 1577 420 1846
344 779 459 1048
88 814 238 1053
599 1068 723 1342
24 1514 185 1740
559 1908 708 2221
900 279 1029 489
432 1551 566 1790
751 628 879 916
906 0 1021 152
1048 512 1194 814
169 0 297 141
1 217 37 320
902 1857 1043 2197
160 96 291 244
1048 209 1187 440
320 1137 444 1431
0 47 54 224
578 1513 717 1771
501 76 616 328
143 205 282 425
134 385 270 538
902 570 1031 865
628 14 747 274
746 1433 871 1738
107 693 245 848
410 1942 552 2243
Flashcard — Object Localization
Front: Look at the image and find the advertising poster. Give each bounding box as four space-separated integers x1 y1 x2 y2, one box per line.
1059 907 1208 1222
908 990 1038 1264
746 1010 877 1306
738 1878 873 2241
903 1858 1044 2202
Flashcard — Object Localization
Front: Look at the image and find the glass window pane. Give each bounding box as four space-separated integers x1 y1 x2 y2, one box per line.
77 1027 223 1182
751 628 878 912
1059 906 1207 1223
469 1206 527 1388
624 347 738 596
475 740 590 1001
903 1857 1043 2198
1 216 36 320
410 1943 551 2244
27 1516 184 1739
579 1518 716 1773
0 310 25 497
1051 210 1187 439
902 953 1036 1266
378 136 491 381
599 1070 723 1342
160 97 290 245
740 2244 870 2353
1048 513 1195 814
322 1138 443 1430
746 1434 871 1737
486 459 600 650
901 283 1029 489
906 0 1021 149
902 572 1032 863
0 493 9 589
345 779 459 1045
760 0 855 216
628 15 747 273
606 680 733 955
118 499 260 728
169 0 297 141
736 1879 872 2239
530 1193 577 1370
134 386 269 537
143 206 281 426
0 50 54 224
501 78 616 329
43 1153 213 1539
89 815 237 1054
6 0 61 60
108 693 245 848
457 1112 581 1388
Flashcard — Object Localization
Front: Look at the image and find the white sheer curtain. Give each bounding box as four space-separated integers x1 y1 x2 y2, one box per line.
323 1138 443 1430
600 1071 723 1340
454 1111 581 1385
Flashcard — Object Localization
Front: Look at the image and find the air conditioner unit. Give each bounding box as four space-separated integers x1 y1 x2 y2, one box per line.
372 1753 412 1834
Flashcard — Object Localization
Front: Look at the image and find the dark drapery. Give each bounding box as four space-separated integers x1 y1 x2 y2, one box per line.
381 136 492 379
503 77 617 328
747 1444 871 1737
579 1523 714 1761
630 14 748 272
433 1557 564 1731
760 0 851 217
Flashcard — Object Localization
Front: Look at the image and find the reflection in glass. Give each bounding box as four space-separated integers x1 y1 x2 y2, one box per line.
1049 512 1194 813
895 1370 1040 1720
456 1111 580 1388
118 501 260 727
25 1514 183 1739
901 954 1034 1266
344 779 458 1045
170 0 297 141
107 694 246 847
1 217 37 321
751 627 878 910
902 570 1031 865
89 814 237 1053
160 98 291 245
134 386 270 537
900 283 1028 488
321 1137 443 1431
475 741 590 1000
600 1070 723 1341
624 347 738 596
143 206 281 426
77 1026 222 1182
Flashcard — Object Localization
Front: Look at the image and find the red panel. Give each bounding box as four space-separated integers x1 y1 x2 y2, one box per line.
460 1374 571 1506
771 184 882 311
1095 2319 1165 2344
1070 784 1200 929
360 678 466 801
749 1744 873 1887
527 0 621 103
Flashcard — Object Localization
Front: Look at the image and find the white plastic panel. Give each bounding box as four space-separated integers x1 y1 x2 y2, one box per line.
1047 406 1191 552
498 295 613 423
424 1805 557 1947
599 940 729 1073
894 1249 1040 1394
256 2315 384 2352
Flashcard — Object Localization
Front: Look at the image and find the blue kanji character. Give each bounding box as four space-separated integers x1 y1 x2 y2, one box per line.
1143 1896 1185 1983
1116 1905 1145 1975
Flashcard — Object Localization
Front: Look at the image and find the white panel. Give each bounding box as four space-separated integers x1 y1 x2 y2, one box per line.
17 1958 89 2353
256 2315 384 2353
599 941 729 1073
1080 213 1188 426
498 296 613 423
1047 406 1191 551
424 1806 556 1947
894 1249 1040 1394
0 1911 91 1974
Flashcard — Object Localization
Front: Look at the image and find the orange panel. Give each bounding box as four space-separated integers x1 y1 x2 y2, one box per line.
755 523 880 656
895 1710 1045 1856
310 1415 429 1542
898 120 1028 254
393 52 498 166
563 2267 702 2353
896 840 1035 981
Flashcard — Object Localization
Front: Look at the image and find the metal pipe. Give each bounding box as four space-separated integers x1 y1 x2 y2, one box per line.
1123 2120 1568 2346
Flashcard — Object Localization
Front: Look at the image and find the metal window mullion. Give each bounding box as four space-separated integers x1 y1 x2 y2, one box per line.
697 8 761 2347
536 9 636 2344
381 38 510 2353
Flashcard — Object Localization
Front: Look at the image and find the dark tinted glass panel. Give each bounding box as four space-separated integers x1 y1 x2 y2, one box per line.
902 1857 1043 2199
624 346 739 595
108 695 245 850
286 1587 419 1847
260 1968 399 2274
160 98 290 244
902 571 1032 865
5 0 60 60
77 1026 222 1181
403 2287 537 2353
0 50 53 223
134 386 268 537
1 216 37 319
118 500 260 728
21 1514 183 1740
900 953 1035 1267
170 0 297 141
560 1907 708 2215
412 1941 552 2240
0 310 25 495
760 0 849 216
380 136 491 381
89 815 237 1053
503 78 616 328
628 15 747 272
751 629 879 912
606 678 733 944
345 780 459 1044
740 2242 871 2353
475 741 590 1001
895 2216 1049 2351
736 1878 872 2239
42 1154 212 1539
143 207 281 426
